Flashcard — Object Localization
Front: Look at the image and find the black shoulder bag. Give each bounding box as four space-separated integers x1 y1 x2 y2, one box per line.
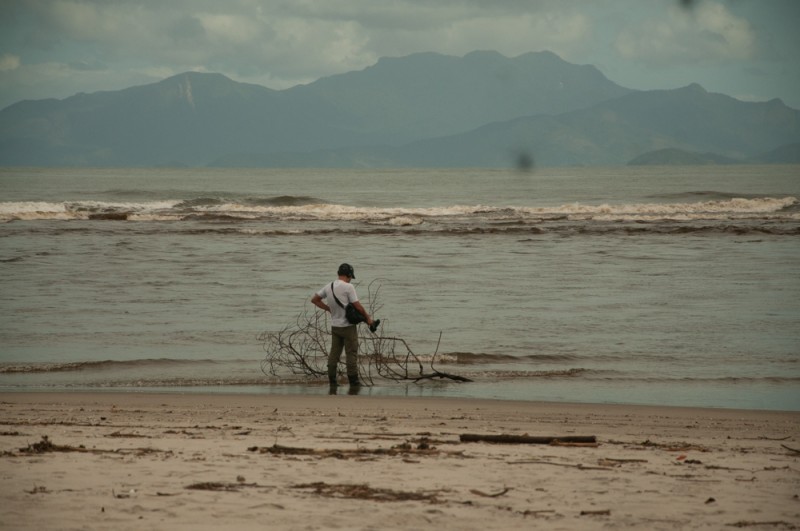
330 282 366 325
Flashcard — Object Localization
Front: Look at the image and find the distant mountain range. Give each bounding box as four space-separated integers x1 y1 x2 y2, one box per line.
1 50 798 168
628 143 800 166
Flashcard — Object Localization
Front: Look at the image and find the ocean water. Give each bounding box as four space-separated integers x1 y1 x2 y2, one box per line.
1 165 798 410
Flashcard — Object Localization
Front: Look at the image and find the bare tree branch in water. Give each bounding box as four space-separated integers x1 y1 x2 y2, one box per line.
259 281 471 385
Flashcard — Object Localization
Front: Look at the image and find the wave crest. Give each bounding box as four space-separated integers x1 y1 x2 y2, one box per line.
2 196 797 226
0 358 218 374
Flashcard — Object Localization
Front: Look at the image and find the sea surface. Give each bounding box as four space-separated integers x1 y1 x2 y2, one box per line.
1 165 798 410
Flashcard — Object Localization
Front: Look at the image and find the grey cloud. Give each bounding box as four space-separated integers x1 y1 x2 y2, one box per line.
2 1 595 87
0 0 797 110
168 15 207 44
613 2 757 66
68 59 107 72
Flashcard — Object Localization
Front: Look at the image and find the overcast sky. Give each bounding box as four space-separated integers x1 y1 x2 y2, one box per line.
1 0 798 110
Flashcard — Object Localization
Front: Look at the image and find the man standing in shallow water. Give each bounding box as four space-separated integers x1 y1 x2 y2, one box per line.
311 263 374 392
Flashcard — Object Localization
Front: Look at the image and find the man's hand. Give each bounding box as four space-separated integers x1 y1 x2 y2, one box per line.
311 294 330 313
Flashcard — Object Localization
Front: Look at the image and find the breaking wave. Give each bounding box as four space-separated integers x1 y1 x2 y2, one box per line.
0 358 223 374
1 196 797 229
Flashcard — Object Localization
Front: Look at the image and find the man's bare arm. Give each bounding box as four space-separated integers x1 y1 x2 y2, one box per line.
311 294 330 313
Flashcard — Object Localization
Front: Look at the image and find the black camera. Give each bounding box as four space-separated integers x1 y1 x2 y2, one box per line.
369 319 381 333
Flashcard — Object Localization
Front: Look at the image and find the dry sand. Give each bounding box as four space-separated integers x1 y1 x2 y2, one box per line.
0 392 798 530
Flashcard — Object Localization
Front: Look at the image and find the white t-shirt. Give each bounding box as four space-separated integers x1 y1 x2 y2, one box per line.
317 280 359 327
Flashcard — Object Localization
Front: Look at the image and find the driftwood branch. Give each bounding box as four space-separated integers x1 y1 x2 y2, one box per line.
470 488 510 498
17 435 170 457
780 444 800 454
413 372 474 383
248 443 465 459
185 482 269 492
292 482 442 503
460 434 597 445
726 522 798 529
260 282 471 385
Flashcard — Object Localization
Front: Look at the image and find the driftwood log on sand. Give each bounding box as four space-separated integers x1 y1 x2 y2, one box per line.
459 434 597 445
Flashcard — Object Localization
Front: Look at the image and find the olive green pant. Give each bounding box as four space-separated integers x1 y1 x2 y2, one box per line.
328 325 359 378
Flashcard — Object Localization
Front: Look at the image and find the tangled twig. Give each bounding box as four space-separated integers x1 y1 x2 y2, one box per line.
259 281 471 385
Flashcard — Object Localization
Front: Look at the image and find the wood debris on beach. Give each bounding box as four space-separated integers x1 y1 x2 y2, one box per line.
247 441 465 459
13 435 172 457
292 482 443 503
1 393 797 530
459 433 598 446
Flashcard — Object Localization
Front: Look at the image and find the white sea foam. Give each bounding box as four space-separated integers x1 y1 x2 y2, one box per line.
387 216 424 226
67 200 180 211
519 196 797 217
186 197 798 221
0 200 181 221
0 201 67 214
0 202 78 221
0 196 795 222
127 213 184 221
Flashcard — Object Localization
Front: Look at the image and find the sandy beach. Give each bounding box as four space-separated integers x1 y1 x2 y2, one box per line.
0 392 798 530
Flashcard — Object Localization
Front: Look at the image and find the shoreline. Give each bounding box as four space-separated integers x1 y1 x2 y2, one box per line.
2 390 799 416
1 385 797 413
2 392 798 529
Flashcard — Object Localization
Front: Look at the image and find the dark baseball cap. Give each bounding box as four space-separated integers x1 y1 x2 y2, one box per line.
338 263 355 278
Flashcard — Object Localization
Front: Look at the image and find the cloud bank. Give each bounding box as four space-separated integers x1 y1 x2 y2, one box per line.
0 0 797 109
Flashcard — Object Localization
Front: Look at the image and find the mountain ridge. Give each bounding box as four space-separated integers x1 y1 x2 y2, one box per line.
1 50 797 168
